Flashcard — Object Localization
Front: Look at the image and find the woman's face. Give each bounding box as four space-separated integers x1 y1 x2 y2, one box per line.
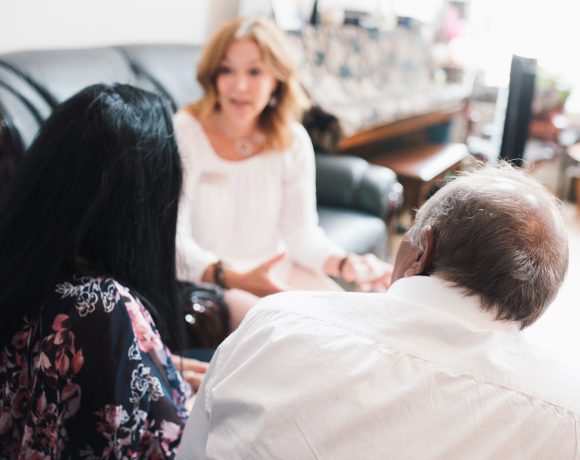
215 39 278 127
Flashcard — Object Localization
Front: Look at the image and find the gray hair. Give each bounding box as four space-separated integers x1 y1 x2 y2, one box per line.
407 163 568 328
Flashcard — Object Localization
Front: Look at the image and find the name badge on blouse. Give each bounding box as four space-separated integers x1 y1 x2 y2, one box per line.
199 171 229 185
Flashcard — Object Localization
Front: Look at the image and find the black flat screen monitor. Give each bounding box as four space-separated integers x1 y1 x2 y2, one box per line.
499 55 537 165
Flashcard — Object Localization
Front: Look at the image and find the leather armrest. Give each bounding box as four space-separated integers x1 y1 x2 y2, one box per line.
315 153 403 219
315 154 367 208
355 164 403 220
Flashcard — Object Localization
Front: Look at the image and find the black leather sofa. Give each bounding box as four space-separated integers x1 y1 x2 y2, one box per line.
0 44 403 258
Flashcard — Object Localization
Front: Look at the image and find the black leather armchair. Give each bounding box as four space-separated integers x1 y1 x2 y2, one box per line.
316 154 402 257
0 44 402 257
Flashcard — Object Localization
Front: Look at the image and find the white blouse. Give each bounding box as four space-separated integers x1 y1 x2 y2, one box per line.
173 111 344 283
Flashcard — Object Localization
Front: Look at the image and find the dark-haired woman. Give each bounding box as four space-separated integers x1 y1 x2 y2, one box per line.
0 84 203 458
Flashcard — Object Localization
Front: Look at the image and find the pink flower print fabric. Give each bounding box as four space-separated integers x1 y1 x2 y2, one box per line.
0 269 190 459
120 283 164 355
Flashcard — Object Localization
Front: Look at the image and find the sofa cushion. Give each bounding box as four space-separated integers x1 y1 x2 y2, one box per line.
318 207 387 257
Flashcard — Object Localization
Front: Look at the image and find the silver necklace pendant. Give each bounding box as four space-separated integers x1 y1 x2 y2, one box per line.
235 138 254 157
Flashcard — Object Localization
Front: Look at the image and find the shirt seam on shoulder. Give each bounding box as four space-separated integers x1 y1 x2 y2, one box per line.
251 306 580 419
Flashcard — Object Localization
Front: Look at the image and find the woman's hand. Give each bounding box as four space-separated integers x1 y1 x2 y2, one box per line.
227 253 288 297
335 253 393 292
202 253 288 298
171 354 209 393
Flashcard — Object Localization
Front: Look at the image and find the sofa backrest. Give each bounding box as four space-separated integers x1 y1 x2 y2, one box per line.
288 25 435 100
0 44 203 194
119 44 203 110
286 25 469 140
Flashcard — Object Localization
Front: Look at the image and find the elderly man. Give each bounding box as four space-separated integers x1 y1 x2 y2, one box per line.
179 165 579 459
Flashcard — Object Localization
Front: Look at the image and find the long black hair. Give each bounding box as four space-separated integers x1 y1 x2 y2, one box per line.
0 83 184 349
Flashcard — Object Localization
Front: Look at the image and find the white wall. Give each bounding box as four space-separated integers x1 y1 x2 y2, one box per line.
0 0 239 53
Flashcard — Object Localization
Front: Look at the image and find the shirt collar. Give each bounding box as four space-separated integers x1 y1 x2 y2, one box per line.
386 276 522 335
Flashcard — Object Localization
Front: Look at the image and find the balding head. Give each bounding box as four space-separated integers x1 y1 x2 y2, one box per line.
393 164 568 328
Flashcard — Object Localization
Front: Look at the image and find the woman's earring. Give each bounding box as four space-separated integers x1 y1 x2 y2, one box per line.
268 95 277 108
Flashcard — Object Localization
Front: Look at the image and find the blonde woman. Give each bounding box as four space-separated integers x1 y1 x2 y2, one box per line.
175 17 392 328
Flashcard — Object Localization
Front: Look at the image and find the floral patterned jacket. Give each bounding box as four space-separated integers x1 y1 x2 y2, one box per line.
0 268 190 459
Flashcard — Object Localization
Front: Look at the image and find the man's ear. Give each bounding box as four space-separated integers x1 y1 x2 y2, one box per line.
404 226 435 277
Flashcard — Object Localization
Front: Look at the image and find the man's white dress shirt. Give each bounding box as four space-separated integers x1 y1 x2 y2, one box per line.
179 276 580 459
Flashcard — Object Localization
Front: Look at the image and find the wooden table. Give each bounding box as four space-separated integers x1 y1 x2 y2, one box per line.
370 143 470 213
529 113 568 143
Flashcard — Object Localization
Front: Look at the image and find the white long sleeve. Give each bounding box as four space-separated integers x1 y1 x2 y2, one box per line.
174 113 219 282
278 123 345 273
173 111 343 283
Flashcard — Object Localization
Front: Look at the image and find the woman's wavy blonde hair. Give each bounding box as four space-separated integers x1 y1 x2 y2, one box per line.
185 17 310 151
